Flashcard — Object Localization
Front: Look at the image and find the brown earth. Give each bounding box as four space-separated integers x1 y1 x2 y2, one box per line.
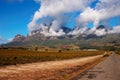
0 55 103 80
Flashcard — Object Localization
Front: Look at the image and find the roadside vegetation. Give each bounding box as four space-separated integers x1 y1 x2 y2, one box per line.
0 49 104 66
115 51 120 55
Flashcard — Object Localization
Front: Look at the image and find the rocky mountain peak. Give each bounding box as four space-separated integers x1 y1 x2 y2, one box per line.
12 34 25 42
96 25 105 29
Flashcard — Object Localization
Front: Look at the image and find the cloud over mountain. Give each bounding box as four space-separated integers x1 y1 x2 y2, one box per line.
77 0 120 27
28 0 120 36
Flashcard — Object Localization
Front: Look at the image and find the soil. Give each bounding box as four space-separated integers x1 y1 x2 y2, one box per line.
0 55 103 80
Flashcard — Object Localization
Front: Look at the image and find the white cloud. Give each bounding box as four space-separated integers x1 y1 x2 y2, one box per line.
0 36 13 44
94 29 107 36
28 0 94 32
33 0 92 18
8 38 13 42
77 0 120 27
109 26 120 34
28 0 120 36
76 0 120 35
68 27 88 35
77 7 101 27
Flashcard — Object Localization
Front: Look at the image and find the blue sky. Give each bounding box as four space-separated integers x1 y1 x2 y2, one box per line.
0 0 39 43
0 0 120 44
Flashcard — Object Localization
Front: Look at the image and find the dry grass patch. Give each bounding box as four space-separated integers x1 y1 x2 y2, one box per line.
0 49 104 66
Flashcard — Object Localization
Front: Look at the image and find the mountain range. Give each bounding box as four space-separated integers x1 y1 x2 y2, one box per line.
1 25 120 50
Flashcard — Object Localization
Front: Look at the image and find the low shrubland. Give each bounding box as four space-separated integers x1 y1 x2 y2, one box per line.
0 49 104 66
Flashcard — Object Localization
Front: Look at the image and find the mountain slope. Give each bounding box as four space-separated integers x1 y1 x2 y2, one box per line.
1 25 120 50
1 33 120 50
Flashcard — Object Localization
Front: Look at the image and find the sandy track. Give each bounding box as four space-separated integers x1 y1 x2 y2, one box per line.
0 55 102 80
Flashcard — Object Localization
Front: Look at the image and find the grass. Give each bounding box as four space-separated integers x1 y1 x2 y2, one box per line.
0 49 104 66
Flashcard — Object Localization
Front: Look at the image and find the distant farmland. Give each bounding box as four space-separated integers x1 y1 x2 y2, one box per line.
0 49 104 66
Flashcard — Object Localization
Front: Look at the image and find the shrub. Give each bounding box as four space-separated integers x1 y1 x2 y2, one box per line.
58 50 62 52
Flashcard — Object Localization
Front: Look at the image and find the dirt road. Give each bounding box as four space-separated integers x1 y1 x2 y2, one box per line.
71 53 120 80
0 55 102 80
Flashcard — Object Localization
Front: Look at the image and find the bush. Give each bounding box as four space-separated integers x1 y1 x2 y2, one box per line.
35 47 38 51
58 50 62 52
45 49 48 52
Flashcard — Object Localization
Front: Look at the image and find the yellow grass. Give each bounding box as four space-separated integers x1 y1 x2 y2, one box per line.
0 49 104 66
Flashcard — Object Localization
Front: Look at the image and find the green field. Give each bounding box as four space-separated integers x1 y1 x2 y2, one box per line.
0 49 104 66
